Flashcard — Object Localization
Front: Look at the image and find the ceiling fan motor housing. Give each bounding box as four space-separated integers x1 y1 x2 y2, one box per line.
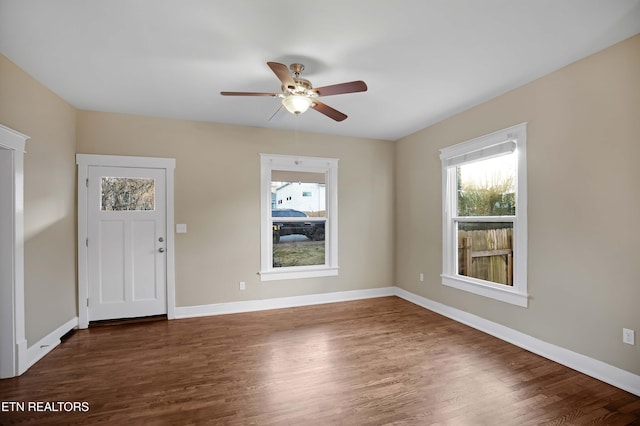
284 78 314 96
289 63 305 75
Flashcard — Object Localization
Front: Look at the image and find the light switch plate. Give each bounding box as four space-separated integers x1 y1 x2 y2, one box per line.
176 224 187 233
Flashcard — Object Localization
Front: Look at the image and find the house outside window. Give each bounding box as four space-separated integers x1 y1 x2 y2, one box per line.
275 183 324 212
439 123 528 307
260 154 338 281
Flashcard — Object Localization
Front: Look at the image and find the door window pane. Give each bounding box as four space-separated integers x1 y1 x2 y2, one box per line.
101 177 155 211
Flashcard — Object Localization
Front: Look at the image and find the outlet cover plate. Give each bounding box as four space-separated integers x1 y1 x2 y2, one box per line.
623 328 635 345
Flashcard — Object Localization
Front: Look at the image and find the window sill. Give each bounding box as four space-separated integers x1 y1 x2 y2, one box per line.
441 274 528 307
260 266 339 282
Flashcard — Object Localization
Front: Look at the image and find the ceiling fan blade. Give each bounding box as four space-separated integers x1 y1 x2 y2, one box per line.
220 91 279 97
311 100 348 122
267 62 296 90
314 80 368 97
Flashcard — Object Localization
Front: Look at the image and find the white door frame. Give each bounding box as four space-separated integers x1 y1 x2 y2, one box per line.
0 125 29 378
76 154 176 329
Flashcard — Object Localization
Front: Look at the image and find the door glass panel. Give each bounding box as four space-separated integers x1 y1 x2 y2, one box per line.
271 171 326 268
101 177 155 211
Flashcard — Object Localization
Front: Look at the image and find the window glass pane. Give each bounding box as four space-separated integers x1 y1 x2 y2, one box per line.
273 233 326 268
271 171 326 268
457 153 515 216
101 177 155 211
457 222 513 286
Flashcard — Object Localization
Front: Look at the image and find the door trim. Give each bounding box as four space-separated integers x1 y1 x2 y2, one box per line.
0 124 29 378
76 154 176 329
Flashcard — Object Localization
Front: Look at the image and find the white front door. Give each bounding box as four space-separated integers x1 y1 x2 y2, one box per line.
87 166 167 321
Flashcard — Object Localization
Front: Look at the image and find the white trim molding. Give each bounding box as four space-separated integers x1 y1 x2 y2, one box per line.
395 287 640 397
0 124 29 379
0 124 28 152
175 287 395 319
25 317 78 372
76 154 177 328
259 153 339 281
439 122 528 307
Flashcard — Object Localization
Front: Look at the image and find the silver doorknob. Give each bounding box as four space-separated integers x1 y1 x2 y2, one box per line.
158 237 164 242
158 248 165 253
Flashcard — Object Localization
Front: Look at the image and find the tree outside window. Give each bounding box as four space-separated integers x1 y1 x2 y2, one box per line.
440 123 528 307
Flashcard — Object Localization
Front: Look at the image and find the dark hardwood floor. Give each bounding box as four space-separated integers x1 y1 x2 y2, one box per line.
1 297 638 425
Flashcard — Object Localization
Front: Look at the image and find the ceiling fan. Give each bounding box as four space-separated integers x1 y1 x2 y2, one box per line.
220 62 367 122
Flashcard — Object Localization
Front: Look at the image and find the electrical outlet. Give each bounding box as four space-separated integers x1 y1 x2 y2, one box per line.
239 281 246 291
419 273 424 282
623 328 635 345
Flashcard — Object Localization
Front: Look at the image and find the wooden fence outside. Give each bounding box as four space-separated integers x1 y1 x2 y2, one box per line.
458 228 513 286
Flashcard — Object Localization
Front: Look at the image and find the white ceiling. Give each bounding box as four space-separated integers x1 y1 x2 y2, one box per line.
1 1 639 141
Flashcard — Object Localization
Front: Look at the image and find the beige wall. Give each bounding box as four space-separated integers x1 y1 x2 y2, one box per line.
76 113 395 307
395 34 640 374
2 33 638 378
0 55 77 345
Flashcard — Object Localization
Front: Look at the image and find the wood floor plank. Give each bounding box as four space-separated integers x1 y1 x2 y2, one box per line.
0 297 638 425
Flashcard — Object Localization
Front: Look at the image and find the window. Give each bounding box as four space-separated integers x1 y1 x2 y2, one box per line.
440 123 528 307
260 154 338 281
101 177 155 211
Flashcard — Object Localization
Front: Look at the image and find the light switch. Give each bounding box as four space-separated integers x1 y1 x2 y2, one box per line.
176 224 187 233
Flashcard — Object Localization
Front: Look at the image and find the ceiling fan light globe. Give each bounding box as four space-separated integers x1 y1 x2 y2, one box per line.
282 95 312 115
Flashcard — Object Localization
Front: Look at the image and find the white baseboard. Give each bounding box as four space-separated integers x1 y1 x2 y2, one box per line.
174 286 396 319
25 317 78 372
15 288 639 397
394 287 640 397
16 339 28 376
174 285 639 396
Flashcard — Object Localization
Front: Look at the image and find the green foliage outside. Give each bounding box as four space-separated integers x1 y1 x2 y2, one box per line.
101 177 155 211
456 166 515 284
457 167 515 217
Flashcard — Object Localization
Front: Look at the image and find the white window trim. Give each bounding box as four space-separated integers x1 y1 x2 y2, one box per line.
439 123 528 307
260 153 338 281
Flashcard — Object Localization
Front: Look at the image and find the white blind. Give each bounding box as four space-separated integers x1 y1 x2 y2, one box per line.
444 140 516 168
